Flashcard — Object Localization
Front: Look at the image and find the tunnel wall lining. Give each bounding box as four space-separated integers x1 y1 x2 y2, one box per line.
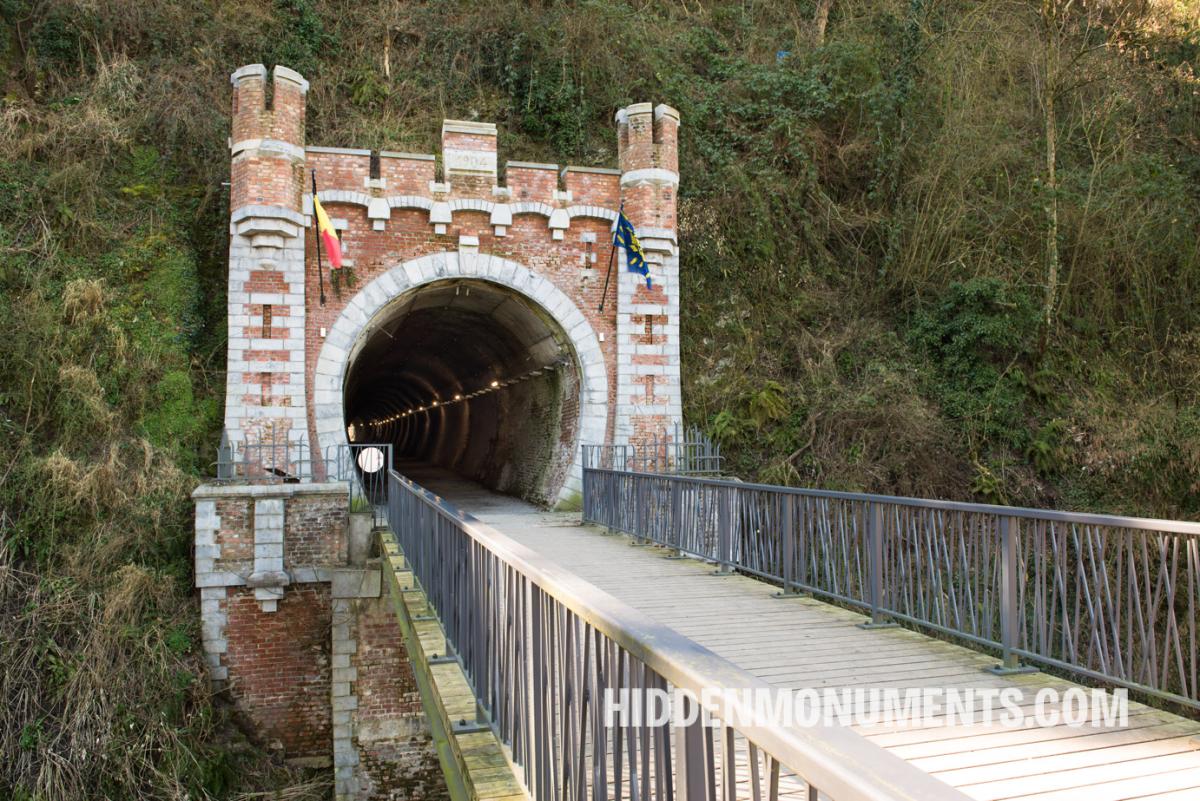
313 250 608 503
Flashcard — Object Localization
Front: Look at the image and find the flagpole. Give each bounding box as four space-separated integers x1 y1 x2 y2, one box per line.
598 237 618 313
598 204 622 313
311 170 327 307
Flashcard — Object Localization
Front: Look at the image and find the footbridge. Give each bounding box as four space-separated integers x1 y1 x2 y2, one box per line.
372 455 1200 801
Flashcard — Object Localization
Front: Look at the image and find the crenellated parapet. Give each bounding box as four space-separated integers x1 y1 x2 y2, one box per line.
301 144 623 241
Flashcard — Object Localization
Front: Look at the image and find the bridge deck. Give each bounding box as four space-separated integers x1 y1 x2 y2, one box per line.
401 464 1200 801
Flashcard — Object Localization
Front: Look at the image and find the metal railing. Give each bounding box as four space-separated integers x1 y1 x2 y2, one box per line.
583 425 723 475
581 465 1200 712
385 468 966 801
212 432 393 525
213 429 314 482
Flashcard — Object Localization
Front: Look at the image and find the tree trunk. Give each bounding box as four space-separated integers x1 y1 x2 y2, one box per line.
813 0 833 45
1040 6 1060 348
1043 90 1058 334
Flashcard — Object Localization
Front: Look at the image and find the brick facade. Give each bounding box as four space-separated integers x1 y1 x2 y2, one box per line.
222 63 683 501
223 583 333 756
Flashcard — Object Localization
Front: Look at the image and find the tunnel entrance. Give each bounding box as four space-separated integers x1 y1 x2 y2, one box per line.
343 279 582 505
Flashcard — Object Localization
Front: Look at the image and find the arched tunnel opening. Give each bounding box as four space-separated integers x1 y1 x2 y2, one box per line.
343 279 582 505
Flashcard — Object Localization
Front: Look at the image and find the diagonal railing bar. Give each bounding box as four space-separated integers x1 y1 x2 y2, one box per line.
580 453 1200 712
386 468 969 801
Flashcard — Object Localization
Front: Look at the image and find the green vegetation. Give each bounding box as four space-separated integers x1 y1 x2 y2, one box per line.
1 0 1199 797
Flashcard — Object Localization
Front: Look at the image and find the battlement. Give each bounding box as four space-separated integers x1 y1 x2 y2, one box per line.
227 64 680 244
230 64 308 146
302 146 624 241
615 102 680 176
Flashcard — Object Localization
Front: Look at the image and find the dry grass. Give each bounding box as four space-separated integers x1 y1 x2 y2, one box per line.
0 538 329 799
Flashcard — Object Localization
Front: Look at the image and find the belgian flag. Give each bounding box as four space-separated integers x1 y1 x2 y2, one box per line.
311 193 343 270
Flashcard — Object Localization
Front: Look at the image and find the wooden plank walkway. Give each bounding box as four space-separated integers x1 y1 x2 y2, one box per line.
402 465 1200 801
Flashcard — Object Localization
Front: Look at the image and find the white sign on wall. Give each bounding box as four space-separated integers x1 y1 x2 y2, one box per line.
444 148 497 175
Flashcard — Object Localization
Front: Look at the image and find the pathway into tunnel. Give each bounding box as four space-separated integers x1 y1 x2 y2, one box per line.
342 278 583 506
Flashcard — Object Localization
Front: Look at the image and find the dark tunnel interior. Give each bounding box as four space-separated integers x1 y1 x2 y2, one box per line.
343 279 581 505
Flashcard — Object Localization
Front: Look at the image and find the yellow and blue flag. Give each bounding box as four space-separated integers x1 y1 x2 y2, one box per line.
614 210 652 289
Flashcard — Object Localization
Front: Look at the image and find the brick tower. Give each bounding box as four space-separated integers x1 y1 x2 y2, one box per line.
613 103 683 450
224 64 310 468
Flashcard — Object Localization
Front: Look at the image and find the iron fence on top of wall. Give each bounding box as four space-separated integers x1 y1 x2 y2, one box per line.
212 429 314 482
583 425 723 475
211 432 393 526
580 459 1200 712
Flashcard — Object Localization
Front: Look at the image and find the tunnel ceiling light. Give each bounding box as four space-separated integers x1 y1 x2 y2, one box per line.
362 355 570 427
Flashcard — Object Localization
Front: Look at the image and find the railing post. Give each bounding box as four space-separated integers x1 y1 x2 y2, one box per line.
774 494 799 597
715 485 733 575
669 478 686 558
858 502 896 629
674 694 709 801
988 515 1035 675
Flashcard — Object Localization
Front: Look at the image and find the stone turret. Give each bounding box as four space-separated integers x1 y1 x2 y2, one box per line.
613 102 683 451
229 64 308 245
615 102 680 261
223 65 310 460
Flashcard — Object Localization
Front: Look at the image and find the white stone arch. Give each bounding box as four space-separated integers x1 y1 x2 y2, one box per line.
312 250 608 503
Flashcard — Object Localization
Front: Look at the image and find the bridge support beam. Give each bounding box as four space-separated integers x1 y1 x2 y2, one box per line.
377 529 529 801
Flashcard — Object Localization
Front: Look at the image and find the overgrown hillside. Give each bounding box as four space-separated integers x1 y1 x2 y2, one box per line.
2 0 1199 797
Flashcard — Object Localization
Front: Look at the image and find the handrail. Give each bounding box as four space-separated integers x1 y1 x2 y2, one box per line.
579 458 1200 537
581 464 1200 711
386 468 969 801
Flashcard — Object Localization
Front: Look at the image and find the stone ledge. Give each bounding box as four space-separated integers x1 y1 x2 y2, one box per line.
506 160 558 171
380 150 436 161
561 165 621 176
306 145 371 156
443 119 498 136
192 481 348 500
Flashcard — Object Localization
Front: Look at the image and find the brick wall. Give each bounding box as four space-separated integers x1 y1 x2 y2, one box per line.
285 491 347 566
299 177 624 478
194 482 444 799
352 597 445 800
223 583 332 756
